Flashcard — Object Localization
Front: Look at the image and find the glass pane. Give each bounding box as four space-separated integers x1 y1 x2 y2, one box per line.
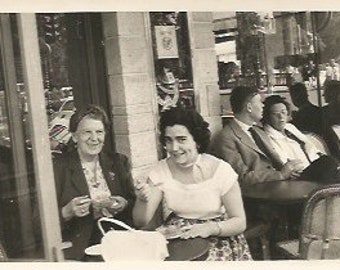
150 12 195 112
36 13 111 154
0 14 44 260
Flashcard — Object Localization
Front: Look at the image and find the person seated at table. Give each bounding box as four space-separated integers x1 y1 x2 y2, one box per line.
210 86 302 187
321 80 340 161
262 95 339 184
289 82 323 136
53 105 135 261
133 106 252 261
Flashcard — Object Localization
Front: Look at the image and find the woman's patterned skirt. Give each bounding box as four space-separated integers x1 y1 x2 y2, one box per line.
165 214 253 261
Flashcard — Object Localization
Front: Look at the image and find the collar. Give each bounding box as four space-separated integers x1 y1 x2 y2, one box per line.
176 154 201 168
264 124 286 139
234 117 254 133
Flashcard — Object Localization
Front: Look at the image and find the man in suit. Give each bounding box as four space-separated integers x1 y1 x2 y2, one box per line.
321 80 340 161
210 86 302 187
289 82 322 136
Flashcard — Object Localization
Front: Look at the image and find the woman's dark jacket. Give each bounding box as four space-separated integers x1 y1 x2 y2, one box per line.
53 150 135 260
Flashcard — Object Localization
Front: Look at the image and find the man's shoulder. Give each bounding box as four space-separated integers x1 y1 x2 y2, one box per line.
214 122 238 141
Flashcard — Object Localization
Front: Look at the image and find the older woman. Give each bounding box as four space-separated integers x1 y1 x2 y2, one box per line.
133 107 252 261
53 105 135 261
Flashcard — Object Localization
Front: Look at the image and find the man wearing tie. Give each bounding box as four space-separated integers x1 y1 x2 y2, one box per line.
210 86 302 188
262 95 339 184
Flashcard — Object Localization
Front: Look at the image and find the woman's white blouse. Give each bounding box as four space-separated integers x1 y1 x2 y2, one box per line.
149 154 238 220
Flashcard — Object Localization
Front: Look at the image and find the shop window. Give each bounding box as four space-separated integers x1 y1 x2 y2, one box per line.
0 14 45 261
149 12 195 112
36 13 112 154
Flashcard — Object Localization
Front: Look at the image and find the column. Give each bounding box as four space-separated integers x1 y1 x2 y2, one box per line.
188 12 222 137
102 12 159 179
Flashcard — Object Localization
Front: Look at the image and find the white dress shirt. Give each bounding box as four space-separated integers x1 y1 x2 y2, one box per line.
234 117 256 143
264 123 320 170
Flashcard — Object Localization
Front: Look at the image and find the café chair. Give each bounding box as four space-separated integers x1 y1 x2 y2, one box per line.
276 184 340 260
303 132 330 155
331 125 340 141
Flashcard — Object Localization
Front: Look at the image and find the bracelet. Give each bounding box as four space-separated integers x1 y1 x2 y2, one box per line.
215 222 222 236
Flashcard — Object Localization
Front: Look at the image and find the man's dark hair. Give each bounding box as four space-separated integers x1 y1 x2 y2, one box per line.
289 82 308 107
324 80 340 104
230 86 258 114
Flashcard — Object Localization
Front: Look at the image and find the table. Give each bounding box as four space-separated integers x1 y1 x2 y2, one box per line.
242 180 322 253
242 180 321 204
165 237 210 261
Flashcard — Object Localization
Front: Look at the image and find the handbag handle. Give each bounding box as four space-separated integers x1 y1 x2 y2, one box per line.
97 217 136 236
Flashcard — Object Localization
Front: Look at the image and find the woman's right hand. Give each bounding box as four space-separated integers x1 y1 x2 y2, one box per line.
61 195 92 221
134 180 153 202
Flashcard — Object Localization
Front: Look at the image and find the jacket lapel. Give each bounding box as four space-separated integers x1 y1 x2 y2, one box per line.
99 152 115 194
230 120 265 155
68 151 90 195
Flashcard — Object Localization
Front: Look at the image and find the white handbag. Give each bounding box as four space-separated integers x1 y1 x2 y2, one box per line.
96 217 169 261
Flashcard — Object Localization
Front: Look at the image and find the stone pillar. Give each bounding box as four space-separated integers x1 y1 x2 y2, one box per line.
188 12 223 137
102 12 158 179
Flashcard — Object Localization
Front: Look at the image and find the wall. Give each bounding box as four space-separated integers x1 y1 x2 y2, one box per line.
188 12 223 138
102 12 159 180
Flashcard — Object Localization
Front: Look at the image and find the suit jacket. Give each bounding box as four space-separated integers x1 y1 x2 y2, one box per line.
209 119 285 187
291 102 322 136
53 150 135 260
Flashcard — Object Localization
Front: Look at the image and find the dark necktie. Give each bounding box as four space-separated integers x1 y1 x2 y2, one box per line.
284 129 312 163
248 126 283 170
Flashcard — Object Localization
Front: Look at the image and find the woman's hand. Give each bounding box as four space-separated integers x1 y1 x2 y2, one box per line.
134 181 153 202
107 196 128 215
62 195 91 220
180 222 218 239
281 159 304 179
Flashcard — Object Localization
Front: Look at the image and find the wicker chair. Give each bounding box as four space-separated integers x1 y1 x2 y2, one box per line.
276 184 340 260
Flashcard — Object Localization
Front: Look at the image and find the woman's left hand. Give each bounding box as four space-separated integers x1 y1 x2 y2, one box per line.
180 223 217 239
107 196 128 215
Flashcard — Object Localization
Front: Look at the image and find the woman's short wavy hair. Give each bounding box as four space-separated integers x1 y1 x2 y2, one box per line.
159 107 211 153
262 95 291 124
69 104 110 133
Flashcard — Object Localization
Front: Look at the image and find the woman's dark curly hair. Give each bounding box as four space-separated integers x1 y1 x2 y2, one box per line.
69 104 110 133
159 107 211 153
262 95 291 125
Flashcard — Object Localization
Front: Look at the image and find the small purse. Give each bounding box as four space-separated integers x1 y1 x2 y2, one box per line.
96 217 169 261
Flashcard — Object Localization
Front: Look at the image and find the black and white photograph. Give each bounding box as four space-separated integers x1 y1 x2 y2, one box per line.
0 1 340 269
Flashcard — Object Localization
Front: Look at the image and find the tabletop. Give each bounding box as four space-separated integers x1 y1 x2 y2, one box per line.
242 180 321 204
165 237 210 261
